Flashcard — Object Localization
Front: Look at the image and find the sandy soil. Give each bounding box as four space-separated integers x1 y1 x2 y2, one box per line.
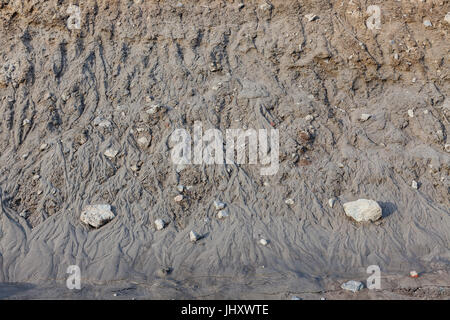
0 0 449 299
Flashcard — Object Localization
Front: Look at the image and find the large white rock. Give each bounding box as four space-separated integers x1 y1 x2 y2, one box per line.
343 199 382 222
80 204 115 228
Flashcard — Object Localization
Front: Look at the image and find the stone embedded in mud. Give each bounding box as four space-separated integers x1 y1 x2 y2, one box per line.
298 130 311 143
104 148 118 158
445 144 450 153
137 136 151 148
305 13 318 22
174 194 184 202
328 198 336 208
155 219 166 231
423 20 432 27
341 280 364 293
93 116 112 128
259 3 272 11
190 230 200 242
285 198 294 205
217 210 229 219
445 13 450 24
214 200 226 210
80 204 115 228
146 104 160 115
343 199 382 222
20 209 30 218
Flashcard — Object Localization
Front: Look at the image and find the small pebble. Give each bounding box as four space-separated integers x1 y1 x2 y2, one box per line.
410 271 419 278
328 198 336 208
190 231 200 242
411 180 418 189
305 13 318 22
360 114 372 122
285 198 294 205
155 219 165 231
213 200 226 210
217 210 229 219
423 20 432 27
174 194 184 202
104 148 118 158
259 239 268 246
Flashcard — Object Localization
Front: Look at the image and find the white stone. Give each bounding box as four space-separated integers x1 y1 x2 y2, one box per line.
174 194 184 202
343 199 382 222
155 219 165 230
20 210 30 218
80 204 115 228
444 144 450 153
411 180 418 189
137 136 150 148
360 114 372 122
189 230 200 242
259 239 268 246
304 114 314 121
341 280 364 292
177 185 184 192
146 104 160 115
423 20 432 27
260 3 272 11
40 143 48 151
305 13 318 22
22 119 31 125
104 148 118 158
217 210 229 219
328 198 336 208
93 116 112 128
445 13 450 24
408 109 414 118
285 198 294 205
213 200 226 210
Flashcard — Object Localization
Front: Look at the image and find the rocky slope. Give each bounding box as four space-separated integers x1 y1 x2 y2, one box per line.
0 0 449 298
